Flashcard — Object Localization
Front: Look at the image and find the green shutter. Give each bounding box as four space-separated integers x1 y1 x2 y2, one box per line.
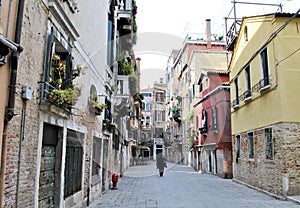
43 28 54 98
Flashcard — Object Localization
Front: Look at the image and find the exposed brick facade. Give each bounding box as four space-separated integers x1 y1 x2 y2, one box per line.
1 1 117 207
232 122 300 196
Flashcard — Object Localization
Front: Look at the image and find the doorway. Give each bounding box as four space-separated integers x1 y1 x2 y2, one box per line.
39 123 62 208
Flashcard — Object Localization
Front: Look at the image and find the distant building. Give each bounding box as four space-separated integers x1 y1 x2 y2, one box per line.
140 78 166 160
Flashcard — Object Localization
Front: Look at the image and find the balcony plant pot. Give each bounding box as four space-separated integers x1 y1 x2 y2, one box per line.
94 106 102 115
109 122 118 130
51 55 60 68
89 101 106 116
73 65 82 77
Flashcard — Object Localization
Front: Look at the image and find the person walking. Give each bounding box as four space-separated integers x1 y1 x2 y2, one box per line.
156 154 167 177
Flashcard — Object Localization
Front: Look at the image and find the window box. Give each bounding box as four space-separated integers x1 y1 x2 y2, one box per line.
47 86 80 109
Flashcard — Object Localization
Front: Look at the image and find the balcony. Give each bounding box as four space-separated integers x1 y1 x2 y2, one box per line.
225 19 242 50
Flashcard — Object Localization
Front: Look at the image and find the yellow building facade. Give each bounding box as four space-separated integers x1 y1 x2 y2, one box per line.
229 13 300 196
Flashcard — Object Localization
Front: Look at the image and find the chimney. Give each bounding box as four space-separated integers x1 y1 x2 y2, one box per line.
160 78 163 84
206 19 211 48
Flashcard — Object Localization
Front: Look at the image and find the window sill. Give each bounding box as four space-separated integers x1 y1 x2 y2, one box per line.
265 158 275 163
232 104 240 109
259 85 270 93
244 96 252 102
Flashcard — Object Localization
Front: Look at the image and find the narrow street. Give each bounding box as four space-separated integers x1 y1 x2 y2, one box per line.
90 161 300 208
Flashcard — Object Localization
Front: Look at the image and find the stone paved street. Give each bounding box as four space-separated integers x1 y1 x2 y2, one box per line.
90 161 300 208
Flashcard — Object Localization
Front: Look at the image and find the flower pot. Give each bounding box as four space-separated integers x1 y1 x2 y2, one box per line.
73 68 80 77
94 107 102 115
51 58 60 68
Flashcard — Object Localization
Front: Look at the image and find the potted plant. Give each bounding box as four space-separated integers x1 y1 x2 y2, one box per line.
73 64 82 77
51 55 60 67
109 122 118 129
122 62 133 75
92 102 106 115
54 62 66 85
48 86 80 109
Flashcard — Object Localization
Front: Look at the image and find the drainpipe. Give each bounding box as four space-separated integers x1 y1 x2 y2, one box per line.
0 0 25 207
5 0 25 123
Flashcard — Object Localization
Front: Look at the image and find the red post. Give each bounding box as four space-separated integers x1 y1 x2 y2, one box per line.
112 173 118 190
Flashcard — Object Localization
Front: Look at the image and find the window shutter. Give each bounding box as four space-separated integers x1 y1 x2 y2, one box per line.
43 28 54 98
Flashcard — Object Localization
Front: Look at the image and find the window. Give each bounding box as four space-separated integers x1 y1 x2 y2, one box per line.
236 135 241 158
260 47 270 88
143 93 152 97
244 65 251 99
141 116 145 126
244 26 248 41
64 130 83 198
200 110 208 135
248 132 254 159
146 116 150 127
195 115 199 129
141 102 145 110
205 78 209 88
211 106 218 130
192 84 195 97
92 137 101 184
155 111 163 121
156 92 164 102
199 83 203 92
146 102 151 111
265 128 274 160
233 77 239 107
43 28 77 110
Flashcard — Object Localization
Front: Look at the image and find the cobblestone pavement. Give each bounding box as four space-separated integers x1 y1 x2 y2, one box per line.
89 161 300 208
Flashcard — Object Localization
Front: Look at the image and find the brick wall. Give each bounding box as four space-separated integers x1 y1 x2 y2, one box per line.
233 122 300 196
3 1 48 207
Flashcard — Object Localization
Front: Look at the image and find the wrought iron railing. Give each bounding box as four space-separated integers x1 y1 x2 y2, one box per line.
231 76 271 108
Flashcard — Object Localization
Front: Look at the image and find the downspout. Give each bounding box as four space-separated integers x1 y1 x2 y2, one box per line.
0 0 25 207
5 0 25 123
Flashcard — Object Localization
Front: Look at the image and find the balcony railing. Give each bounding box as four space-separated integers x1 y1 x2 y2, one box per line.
226 19 242 50
231 76 272 108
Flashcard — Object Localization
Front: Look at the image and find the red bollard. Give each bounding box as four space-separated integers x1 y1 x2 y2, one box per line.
112 173 118 190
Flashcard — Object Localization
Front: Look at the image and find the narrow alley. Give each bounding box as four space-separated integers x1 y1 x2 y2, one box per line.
90 161 300 208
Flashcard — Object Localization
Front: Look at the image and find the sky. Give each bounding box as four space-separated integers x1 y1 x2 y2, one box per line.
134 0 300 89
